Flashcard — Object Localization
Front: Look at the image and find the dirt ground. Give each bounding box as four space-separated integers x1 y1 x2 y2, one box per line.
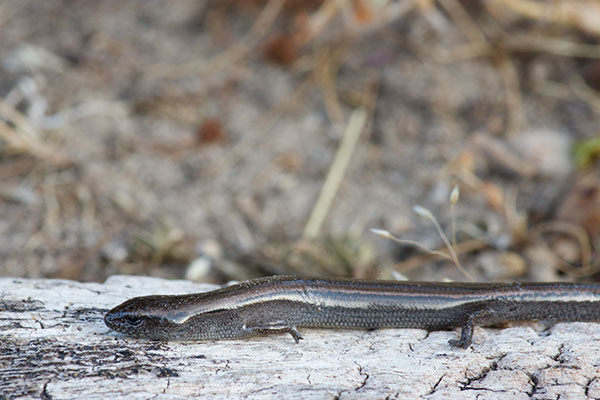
1 0 599 284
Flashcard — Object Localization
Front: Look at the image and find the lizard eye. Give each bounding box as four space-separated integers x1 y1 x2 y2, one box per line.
124 316 144 327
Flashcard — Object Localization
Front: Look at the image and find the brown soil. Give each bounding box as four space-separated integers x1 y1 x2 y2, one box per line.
1 0 599 283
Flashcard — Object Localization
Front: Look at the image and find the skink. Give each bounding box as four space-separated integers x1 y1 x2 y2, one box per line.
104 276 600 348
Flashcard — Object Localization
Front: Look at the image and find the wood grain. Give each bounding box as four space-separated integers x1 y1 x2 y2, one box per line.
2 275 600 399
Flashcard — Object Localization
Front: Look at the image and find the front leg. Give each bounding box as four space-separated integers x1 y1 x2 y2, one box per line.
244 322 304 343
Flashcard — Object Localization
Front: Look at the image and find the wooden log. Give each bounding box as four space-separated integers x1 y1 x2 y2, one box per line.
1 275 600 399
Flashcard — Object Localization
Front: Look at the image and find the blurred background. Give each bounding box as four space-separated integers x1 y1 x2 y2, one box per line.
1 0 599 284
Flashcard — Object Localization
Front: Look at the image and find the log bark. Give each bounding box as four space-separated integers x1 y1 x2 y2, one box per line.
1 275 600 399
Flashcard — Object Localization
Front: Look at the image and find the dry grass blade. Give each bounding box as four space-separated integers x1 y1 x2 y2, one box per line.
449 184 459 249
438 0 486 45
531 221 597 277
504 35 600 59
413 205 475 281
534 75 600 115
497 54 524 135
314 46 345 124
489 0 600 36
0 99 70 167
145 0 285 80
394 238 489 273
300 0 417 45
303 107 368 238
370 228 452 260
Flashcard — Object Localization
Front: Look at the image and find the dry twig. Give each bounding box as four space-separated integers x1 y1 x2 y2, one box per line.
303 107 368 238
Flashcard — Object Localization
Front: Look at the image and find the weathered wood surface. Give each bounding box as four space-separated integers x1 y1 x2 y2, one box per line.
2 275 600 399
